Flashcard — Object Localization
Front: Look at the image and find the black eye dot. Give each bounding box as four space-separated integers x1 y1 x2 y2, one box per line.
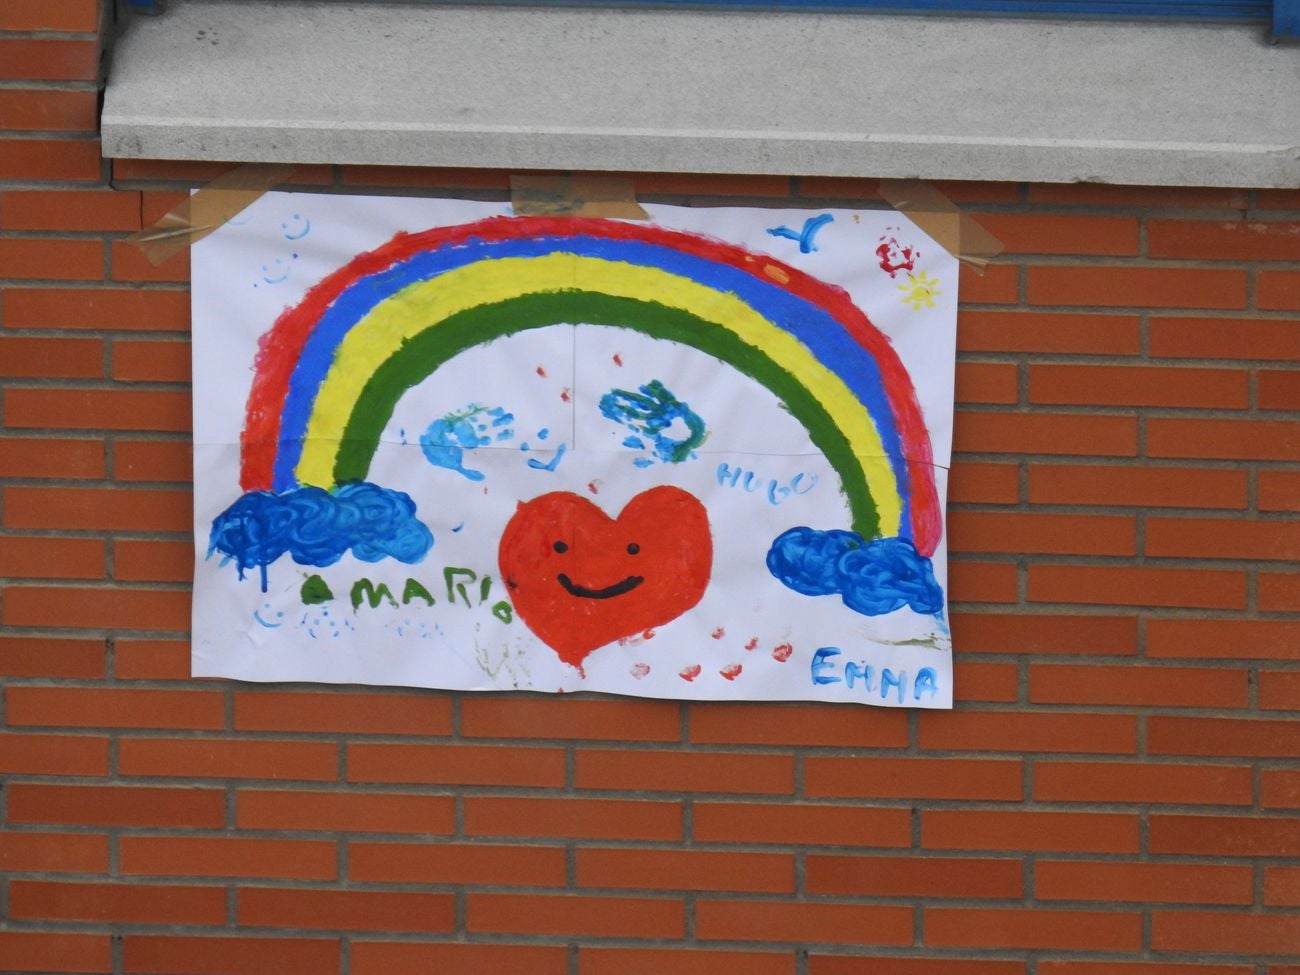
626 543 640 555
553 541 568 553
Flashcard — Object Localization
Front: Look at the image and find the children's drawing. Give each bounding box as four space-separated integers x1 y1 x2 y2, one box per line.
191 195 958 707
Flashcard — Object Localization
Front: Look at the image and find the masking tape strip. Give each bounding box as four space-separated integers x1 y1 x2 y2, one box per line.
124 162 297 265
877 179 1003 274
511 174 648 219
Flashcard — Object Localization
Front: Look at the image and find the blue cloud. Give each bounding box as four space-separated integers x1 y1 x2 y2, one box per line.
766 527 943 617
209 482 432 592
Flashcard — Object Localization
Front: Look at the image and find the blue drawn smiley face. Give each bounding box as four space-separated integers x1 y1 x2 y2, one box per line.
258 253 299 285
280 213 311 240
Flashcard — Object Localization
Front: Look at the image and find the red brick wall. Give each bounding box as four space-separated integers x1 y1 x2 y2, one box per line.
2 5 1299 974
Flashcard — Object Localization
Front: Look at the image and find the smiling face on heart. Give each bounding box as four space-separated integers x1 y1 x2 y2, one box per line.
498 486 712 672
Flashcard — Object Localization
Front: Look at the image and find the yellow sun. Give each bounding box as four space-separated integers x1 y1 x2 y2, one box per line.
898 271 941 311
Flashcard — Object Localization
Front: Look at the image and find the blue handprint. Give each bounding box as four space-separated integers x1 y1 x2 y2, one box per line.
599 380 706 465
420 404 514 481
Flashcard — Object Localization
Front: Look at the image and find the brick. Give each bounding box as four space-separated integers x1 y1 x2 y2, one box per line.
0 0 99 29
959 263 1019 304
239 887 453 932
1259 188 1300 208
0 635 104 677
582 947 794 975
1148 618 1300 660
696 900 912 946
1030 364 1248 408
1028 565 1246 610
115 639 190 679
1152 911 1300 955
575 748 793 794
1260 670 1300 709
926 907 1141 950
693 802 911 847
0 437 103 478
5 486 190 530
111 159 332 183
1033 760 1253 805
122 935 339 975
954 660 1019 702
631 171 793 197
111 239 190 282
1029 663 1248 707
924 809 1138 853
238 789 452 835
338 165 514 190
0 238 101 279
0 535 105 579
1147 517 1300 561
1265 866 1300 907
7 784 223 828
1037 860 1252 904
956 361 1019 404
10 880 226 925
1150 814 1300 856
2 287 189 331
953 612 1138 655
1150 315 1300 360
1149 418 1300 462
0 732 108 775
0 830 108 873
949 561 1019 603
949 511 1135 556
0 932 110 974
689 702 907 747
958 311 1141 355
1260 370 1300 411
0 138 100 181
236 690 451 735
1259 270 1300 310
1148 219 1300 260
1263 770 1300 809
353 943 567 975
974 213 1139 256
1028 266 1246 310
114 440 193 482
577 848 793 893
948 462 1020 503
4 388 191 431
1148 716 1300 758
1258 470 1300 512
120 738 338 780
0 336 102 377
6 687 223 729
348 742 564 787
465 796 682 841
812 961 1025 975
460 695 679 740
348 841 565 886
121 836 338 880
918 710 1136 754
954 412 1137 456
0 40 101 81
930 180 1022 203
140 190 189 225
804 756 1022 801
1039 964 1248 975
0 89 97 131
1028 464 1247 509
469 892 683 938
112 338 191 381
806 853 1023 898
115 538 191 582
1027 184 1248 208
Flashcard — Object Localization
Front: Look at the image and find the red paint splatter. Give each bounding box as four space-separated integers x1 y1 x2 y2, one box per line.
720 664 743 681
679 664 702 682
587 480 601 494
536 365 547 378
560 388 571 402
642 628 656 640
744 637 759 651
711 627 725 640
630 662 651 679
613 353 623 366
876 235 918 279
772 643 793 662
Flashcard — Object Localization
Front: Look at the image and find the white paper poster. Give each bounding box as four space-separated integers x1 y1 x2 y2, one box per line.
191 194 958 707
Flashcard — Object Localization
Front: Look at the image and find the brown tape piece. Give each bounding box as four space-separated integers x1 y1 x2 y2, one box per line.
124 163 297 266
511 174 648 219
877 179 1003 274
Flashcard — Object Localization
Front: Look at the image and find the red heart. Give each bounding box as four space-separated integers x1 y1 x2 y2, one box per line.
499 486 712 673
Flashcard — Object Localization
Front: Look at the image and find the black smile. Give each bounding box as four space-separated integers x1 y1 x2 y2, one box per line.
557 573 645 600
